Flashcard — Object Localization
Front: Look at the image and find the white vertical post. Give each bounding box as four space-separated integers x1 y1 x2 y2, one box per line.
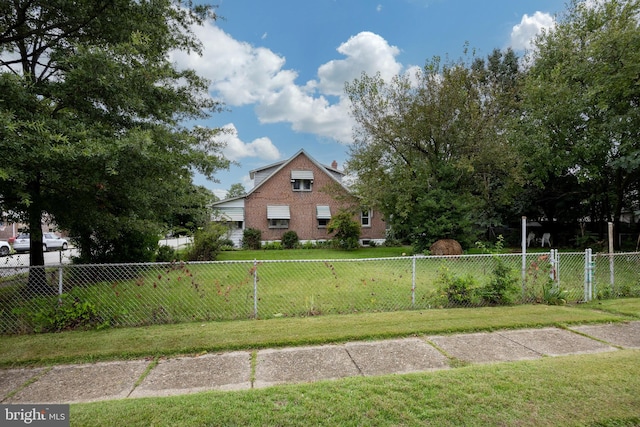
584 248 593 301
58 265 63 298
549 249 557 288
590 248 595 299
411 255 416 307
584 249 589 302
608 222 614 292
521 216 527 294
555 249 560 289
253 260 258 318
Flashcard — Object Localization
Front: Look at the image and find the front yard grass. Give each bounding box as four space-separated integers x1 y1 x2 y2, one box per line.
2 299 639 426
0 301 636 367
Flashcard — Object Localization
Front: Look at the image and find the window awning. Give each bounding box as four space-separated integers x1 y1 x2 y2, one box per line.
216 207 244 221
316 205 331 219
267 205 291 219
291 170 314 180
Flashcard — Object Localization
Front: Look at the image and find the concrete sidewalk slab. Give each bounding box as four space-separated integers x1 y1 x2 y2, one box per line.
3 322 637 405
571 321 640 348
345 338 449 376
0 368 46 400
254 345 359 388
498 328 616 356
131 351 251 398
6 360 149 404
429 332 541 364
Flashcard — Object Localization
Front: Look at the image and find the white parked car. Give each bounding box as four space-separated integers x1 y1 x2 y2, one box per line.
12 233 69 253
0 240 10 256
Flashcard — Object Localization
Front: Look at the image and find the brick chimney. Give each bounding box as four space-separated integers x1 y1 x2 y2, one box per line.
331 160 338 170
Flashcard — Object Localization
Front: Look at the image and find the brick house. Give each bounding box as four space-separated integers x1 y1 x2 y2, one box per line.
211 149 387 247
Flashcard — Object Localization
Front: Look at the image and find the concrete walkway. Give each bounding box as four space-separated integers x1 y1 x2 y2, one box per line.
1 322 639 404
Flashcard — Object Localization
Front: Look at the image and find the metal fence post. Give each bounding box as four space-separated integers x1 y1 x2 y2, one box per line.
555 249 560 289
411 255 416 307
584 248 594 301
58 265 63 300
253 259 258 319
521 216 527 295
549 249 559 289
608 222 615 294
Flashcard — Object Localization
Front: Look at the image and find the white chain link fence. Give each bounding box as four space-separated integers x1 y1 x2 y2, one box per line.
1 250 638 334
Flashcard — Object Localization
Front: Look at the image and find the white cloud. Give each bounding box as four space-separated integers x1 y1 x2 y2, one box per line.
171 22 403 145
219 123 281 162
315 32 402 96
256 88 354 143
510 11 555 51
170 22 297 106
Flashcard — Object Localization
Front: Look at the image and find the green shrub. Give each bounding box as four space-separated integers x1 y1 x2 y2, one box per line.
543 282 568 305
262 241 283 250
75 227 160 264
155 245 177 262
187 223 228 261
435 266 478 306
242 228 262 250
282 231 299 249
327 210 361 250
301 240 316 249
473 236 520 306
16 293 105 333
478 258 520 305
332 237 359 250
597 282 640 300
219 238 235 249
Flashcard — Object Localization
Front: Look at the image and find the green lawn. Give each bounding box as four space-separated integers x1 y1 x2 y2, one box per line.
215 246 416 260
1 299 638 367
2 299 639 426
1 247 639 334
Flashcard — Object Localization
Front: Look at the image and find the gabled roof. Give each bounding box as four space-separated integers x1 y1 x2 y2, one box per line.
211 149 349 207
246 149 349 196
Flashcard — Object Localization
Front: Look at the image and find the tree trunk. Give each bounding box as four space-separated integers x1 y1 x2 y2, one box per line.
25 179 53 297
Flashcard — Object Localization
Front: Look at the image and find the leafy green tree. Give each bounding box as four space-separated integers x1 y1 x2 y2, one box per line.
517 0 640 243
0 1 229 290
327 210 361 250
345 51 522 250
166 185 219 237
226 183 246 199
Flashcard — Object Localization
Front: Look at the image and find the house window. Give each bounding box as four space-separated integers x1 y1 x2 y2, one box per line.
316 205 331 229
267 205 291 229
268 219 289 229
292 179 312 191
291 170 314 192
361 210 372 227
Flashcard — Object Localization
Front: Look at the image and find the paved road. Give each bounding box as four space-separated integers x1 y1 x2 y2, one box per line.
0 248 77 268
0 238 190 268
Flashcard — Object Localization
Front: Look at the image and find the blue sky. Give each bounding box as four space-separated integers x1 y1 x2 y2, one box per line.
173 0 568 198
